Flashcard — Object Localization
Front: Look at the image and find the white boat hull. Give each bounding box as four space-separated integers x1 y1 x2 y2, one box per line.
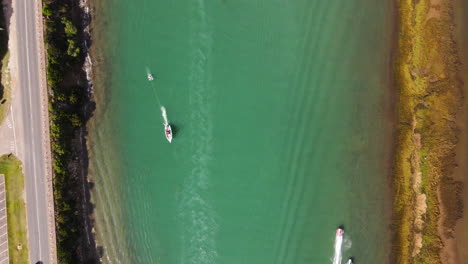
165 124 173 143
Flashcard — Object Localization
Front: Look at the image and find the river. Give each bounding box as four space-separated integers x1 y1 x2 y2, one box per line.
89 1 394 263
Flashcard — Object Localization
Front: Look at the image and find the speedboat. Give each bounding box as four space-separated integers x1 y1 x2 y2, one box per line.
346 258 354 264
165 124 173 143
333 228 344 264
336 228 344 237
147 73 154 81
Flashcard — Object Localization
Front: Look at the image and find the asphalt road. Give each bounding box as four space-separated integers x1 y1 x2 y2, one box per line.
15 0 51 263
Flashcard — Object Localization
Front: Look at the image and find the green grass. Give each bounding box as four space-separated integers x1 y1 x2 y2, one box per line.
0 154 29 264
0 0 9 126
0 51 11 125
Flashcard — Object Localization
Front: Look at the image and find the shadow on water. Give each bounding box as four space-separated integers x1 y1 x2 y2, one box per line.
170 122 181 138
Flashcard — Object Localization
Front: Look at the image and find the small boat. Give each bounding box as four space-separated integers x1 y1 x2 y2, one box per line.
147 73 154 81
165 124 173 143
336 228 344 237
346 258 354 264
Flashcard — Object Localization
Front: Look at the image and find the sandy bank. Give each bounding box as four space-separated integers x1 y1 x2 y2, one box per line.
393 0 464 263
451 0 468 262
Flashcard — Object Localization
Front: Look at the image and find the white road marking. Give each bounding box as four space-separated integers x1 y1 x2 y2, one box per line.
9 106 18 155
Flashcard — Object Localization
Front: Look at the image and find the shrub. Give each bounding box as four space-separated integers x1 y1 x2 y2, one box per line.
66 39 80 57
47 64 63 86
69 114 81 127
43 1 94 262
45 19 57 32
42 5 53 16
61 17 77 37
69 94 78 104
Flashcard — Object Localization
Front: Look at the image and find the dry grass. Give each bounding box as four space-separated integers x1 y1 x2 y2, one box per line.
393 0 462 263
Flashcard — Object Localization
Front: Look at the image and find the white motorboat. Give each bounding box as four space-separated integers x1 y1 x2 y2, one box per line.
147 73 154 81
333 228 344 264
336 228 344 237
346 258 354 264
165 124 173 143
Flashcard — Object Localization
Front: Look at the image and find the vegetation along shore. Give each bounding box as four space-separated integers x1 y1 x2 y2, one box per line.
393 0 464 263
41 0 98 262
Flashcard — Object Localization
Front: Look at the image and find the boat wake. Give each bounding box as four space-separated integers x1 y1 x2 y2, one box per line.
161 106 169 126
177 0 217 262
332 228 344 264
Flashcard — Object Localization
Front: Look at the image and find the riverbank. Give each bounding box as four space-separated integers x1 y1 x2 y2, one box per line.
452 0 468 261
393 0 464 263
41 0 98 262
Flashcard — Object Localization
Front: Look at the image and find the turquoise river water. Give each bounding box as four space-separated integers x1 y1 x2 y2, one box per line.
89 1 394 263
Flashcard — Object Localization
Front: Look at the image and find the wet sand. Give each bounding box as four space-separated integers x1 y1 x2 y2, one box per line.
452 0 468 262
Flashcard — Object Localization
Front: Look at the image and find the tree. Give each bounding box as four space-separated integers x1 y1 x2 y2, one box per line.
69 94 78 104
47 64 63 86
69 114 81 127
61 17 77 37
42 5 53 16
66 39 80 57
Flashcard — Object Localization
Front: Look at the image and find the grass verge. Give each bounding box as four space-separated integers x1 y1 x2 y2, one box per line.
0 0 10 126
0 154 29 264
0 51 11 125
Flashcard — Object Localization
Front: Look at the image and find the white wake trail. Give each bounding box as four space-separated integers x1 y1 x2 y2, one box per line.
161 106 169 125
333 233 343 264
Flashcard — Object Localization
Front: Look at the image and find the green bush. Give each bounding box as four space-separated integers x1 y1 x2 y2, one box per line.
69 94 78 104
45 19 57 32
46 64 63 86
42 5 53 16
69 114 81 127
66 39 80 57
61 17 77 37
43 1 91 262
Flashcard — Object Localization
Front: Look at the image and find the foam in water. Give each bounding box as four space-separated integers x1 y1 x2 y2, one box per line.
332 231 343 264
177 0 218 263
160 106 169 125
343 237 352 251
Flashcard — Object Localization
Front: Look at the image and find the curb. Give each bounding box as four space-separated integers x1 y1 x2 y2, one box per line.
34 0 57 263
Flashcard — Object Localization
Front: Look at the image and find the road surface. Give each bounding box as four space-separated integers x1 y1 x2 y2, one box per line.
15 0 53 263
